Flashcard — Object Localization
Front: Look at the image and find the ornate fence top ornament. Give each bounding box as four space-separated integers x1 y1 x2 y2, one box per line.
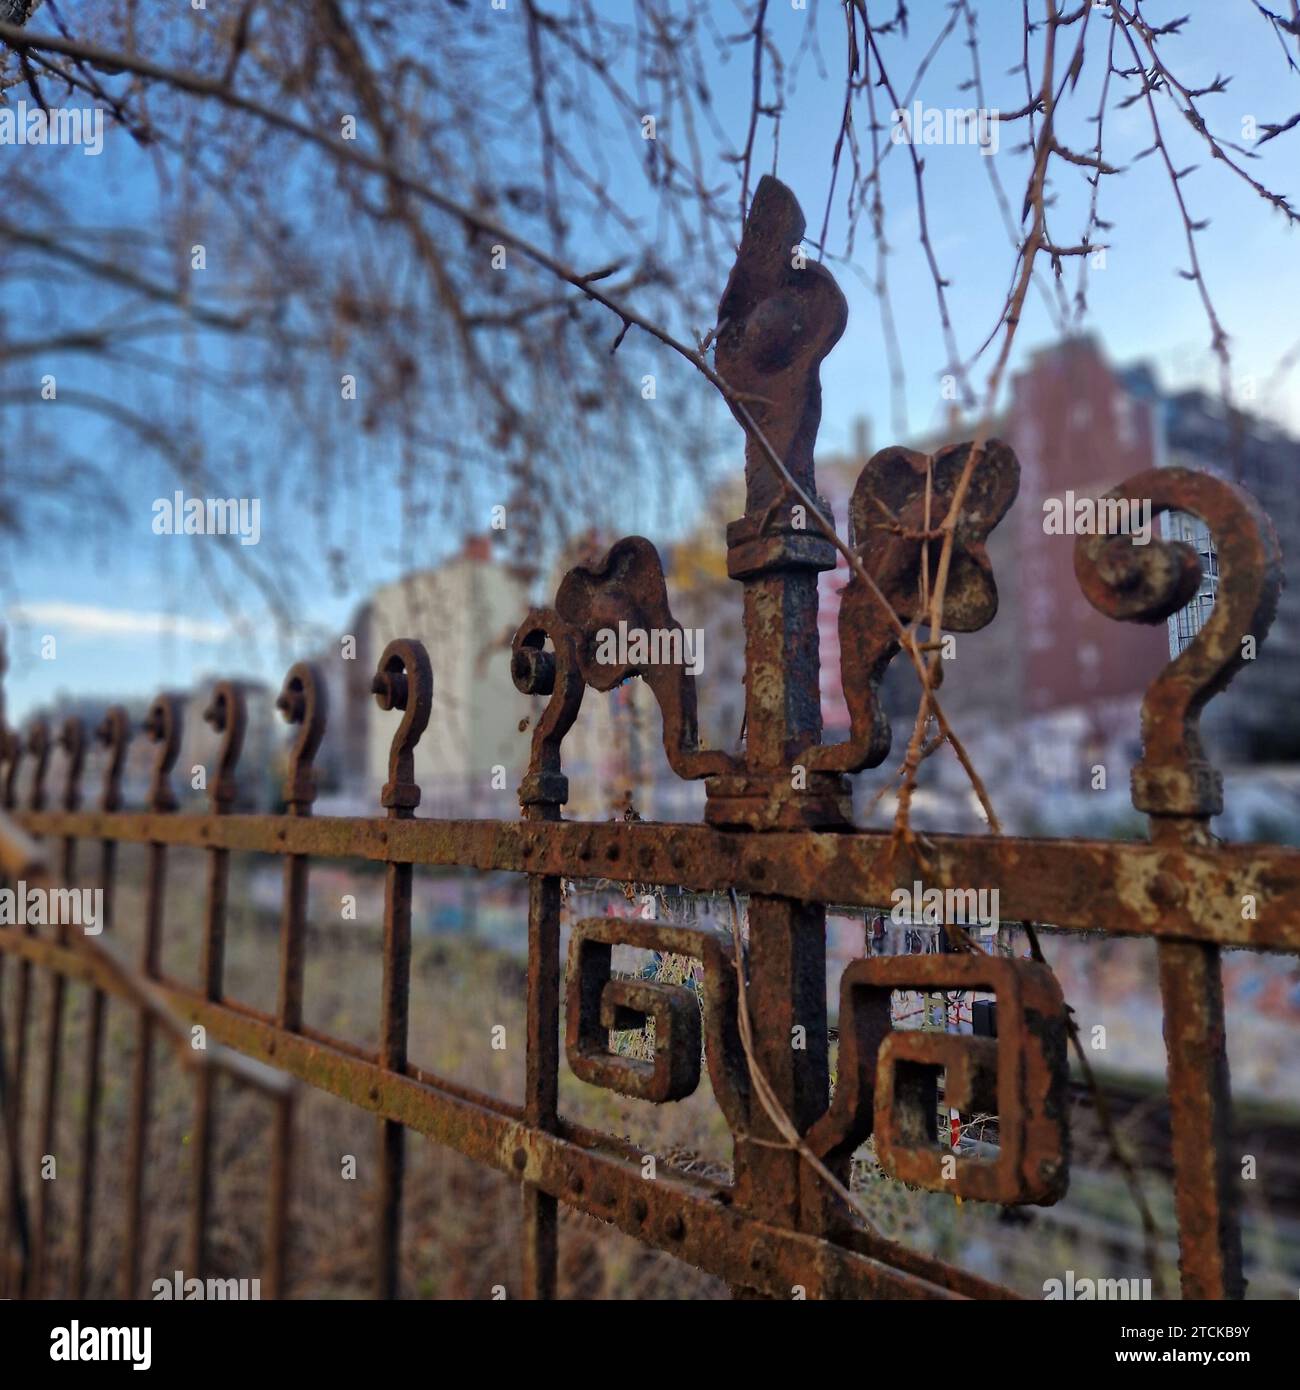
372 639 432 819
142 694 183 814
513 174 1022 834
494 174 1282 1293
715 174 847 509
277 662 328 815
58 715 85 813
96 706 132 813
25 717 50 813
1075 467 1281 831
203 681 247 815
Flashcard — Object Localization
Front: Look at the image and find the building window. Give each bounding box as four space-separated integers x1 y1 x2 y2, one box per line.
1164 511 1218 657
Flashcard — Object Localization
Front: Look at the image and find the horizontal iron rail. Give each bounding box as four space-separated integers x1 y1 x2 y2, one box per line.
0 809 46 880
86 934 292 1099
11 810 1300 952
0 923 1016 1300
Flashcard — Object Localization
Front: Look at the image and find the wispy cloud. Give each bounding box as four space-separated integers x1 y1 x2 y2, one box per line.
6 603 231 643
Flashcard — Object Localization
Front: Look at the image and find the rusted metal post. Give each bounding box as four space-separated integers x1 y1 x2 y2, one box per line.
1074 467 1280 1300
13 722 48 1298
1157 932 1241 1298
1152 809 1240 1299
376 860 412 1298
123 694 182 1299
30 718 84 1295
521 835 561 1300
510 618 583 1301
711 178 848 1253
371 641 431 1299
71 707 129 1298
1149 771 1243 1301
72 913 105 1298
266 663 326 1299
0 669 31 1297
121 880 158 1298
1149 806 1244 1297
0 945 28 1301
189 684 246 1281
8 731 45 1201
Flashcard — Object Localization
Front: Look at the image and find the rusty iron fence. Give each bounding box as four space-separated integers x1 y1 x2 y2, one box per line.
0 177 1295 1301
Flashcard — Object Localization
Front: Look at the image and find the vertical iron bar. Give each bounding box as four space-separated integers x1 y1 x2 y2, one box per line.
199 850 229 1003
33 717 85 1298
16 721 49 1298
737 895 829 1231
709 178 847 1278
1158 937 1243 1298
521 863 560 1300
31 964 65 1297
189 684 243 1283
6 760 32 1299
376 859 411 1299
123 842 164 1299
188 844 228 1280
266 852 307 1299
723 443 833 1234
30 833 76 1296
370 641 429 1301
0 910 32 1300
125 694 181 1300
266 663 325 1300
1146 775 1243 1299
71 847 109 1298
276 856 310 1034
276 855 309 1034
74 708 128 1299
265 1072 296 1300
7 942 30 1291
510 629 579 1302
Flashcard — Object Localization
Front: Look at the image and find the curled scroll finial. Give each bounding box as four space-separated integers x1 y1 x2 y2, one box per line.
142 694 184 814
805 440 1020 774
26 719 51 812
276 662 328 815
371 639 432 818
96 707 132 812
202 681 247 814
1075 467 1281 820
510 608 583 810
59 716 86 812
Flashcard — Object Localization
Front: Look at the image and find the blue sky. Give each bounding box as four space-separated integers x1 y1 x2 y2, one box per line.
3 0 1297 723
